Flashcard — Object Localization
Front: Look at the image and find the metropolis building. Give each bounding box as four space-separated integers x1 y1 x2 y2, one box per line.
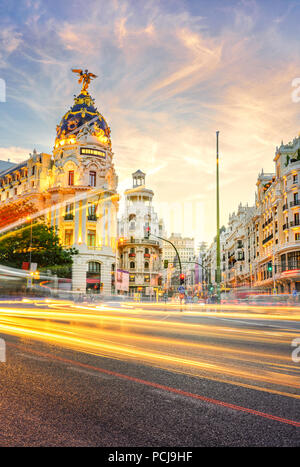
0 70 119 294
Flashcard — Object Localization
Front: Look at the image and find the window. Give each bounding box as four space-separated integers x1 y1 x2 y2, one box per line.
144 262 149 269
88 261 100 273
87 230 96 247
88 204 96 219
130 262 135 269
287 251 300 270
65 203 74 214
295 233 300 241
68 170 74 186
293 174 298 184
89 171 96 187
32 166 35 176
65 203 74 220
80 148 105 158
65 229 73 246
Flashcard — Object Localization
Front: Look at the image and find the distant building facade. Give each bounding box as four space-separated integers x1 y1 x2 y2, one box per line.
204 133 300 295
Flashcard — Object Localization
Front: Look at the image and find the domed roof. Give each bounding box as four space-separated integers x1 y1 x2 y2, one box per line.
55 90 111 148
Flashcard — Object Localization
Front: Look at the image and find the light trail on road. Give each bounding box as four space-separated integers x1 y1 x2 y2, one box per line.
0 299 299 399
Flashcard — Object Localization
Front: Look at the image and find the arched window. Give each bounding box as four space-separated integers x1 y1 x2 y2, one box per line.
130 262 135 269
144 262 149 269
88 261 101 273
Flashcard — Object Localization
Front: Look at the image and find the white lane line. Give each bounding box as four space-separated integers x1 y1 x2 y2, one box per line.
16 352 47 362
159 314 172 321
208 317 299 330
66 366 113 379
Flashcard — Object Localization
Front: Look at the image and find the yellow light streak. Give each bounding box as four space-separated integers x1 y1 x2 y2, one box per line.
0 300 299 399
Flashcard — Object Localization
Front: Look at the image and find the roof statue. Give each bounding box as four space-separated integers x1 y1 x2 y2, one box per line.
54 69 111 149
71 68 98 93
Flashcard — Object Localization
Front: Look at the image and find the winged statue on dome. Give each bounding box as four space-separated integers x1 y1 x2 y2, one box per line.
71 68 98 92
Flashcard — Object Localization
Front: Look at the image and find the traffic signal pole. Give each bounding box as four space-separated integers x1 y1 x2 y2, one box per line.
149 233 182 276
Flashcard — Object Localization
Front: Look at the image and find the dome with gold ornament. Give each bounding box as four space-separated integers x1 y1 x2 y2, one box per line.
54 69 111 149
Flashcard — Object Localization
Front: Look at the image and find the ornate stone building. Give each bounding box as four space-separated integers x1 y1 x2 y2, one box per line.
203 133 300 295
118 170 164 296
0 70 119 294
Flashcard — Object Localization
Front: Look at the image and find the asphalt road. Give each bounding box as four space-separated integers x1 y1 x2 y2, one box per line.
0 299 299 447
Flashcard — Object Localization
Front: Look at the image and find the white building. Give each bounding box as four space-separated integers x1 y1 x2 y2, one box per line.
118 170 164 296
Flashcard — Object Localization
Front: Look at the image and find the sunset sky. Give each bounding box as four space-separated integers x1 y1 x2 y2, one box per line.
1 0 300 245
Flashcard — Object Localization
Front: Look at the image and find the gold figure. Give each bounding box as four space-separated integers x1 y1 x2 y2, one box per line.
71 68 98 92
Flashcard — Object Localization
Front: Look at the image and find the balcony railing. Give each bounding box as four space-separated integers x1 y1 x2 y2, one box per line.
64 214 74 220
262 218 273 228
290 220 300 227
87 214 97 221
262 233 273 245
121 238 160 246
290 200 300 207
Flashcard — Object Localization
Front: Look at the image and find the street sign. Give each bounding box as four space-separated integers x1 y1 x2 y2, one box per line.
178 286 185 293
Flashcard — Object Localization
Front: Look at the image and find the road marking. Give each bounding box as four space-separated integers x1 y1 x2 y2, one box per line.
8 343 300 428
209 317 299 330
67 366 112 379
16 352 48 362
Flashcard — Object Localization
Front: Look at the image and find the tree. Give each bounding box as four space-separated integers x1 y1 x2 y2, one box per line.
0 222 78 269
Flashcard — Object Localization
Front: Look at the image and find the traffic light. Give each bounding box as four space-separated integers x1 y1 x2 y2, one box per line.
267 262 272 272
180 273 185 285
164 259 168 269
144 225 151 239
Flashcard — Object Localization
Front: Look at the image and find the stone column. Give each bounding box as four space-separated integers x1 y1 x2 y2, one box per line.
72 256 87 292
74 199 80 245
50 205 55 227
101 258 113 295
55 206 60 231
81 198 87 245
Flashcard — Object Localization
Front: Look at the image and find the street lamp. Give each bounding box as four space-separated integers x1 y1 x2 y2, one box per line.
26 216 32 269
216 131 221 303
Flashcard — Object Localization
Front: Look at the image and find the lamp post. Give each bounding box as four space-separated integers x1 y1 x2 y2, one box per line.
216 131 221 303
27 216 33 268
26 216 33 289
